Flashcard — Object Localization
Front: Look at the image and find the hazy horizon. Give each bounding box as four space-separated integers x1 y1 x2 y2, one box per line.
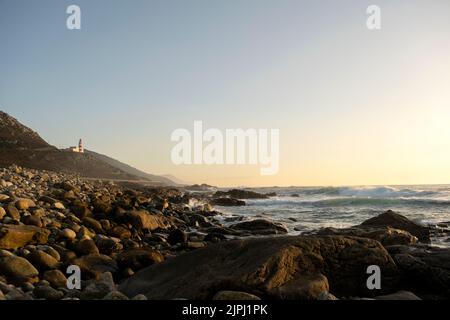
1 0 450 187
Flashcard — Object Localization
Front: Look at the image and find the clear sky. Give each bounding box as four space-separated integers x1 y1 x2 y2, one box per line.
1 0 450 187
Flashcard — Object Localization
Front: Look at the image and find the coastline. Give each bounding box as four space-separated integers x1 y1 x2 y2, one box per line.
1 165 449 300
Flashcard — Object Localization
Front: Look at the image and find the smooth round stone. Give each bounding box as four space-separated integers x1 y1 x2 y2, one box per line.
53 203 65 210
61 228 76 240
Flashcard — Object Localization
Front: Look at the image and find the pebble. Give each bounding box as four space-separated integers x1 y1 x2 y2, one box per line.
61 228 77 240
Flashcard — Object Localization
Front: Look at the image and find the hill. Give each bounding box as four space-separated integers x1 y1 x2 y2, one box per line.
0 111 176 185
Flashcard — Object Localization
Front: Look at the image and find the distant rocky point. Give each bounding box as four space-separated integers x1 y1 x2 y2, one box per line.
0 111 177 186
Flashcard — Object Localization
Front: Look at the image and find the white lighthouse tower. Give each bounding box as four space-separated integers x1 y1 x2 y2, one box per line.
69 139 85 153
78 139 84 153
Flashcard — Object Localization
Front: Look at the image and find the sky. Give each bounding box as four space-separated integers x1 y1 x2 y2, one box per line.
1 0 450 187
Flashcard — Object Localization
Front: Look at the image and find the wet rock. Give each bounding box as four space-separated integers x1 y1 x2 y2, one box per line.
211 198 246 207
361 210 430 242
230 219 288 235
316 226 418 246
214 189 269 199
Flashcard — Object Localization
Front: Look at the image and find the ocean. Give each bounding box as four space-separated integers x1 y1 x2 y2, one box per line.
214 185 450 247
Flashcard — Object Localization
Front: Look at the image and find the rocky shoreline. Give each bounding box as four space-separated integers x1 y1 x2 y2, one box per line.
0 166 449 300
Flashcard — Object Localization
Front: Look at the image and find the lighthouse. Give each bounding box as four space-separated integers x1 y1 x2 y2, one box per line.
69 139 85 153
78 139 84 153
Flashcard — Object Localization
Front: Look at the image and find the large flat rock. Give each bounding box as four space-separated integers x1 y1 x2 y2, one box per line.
0 224 50 250
119 235 399 300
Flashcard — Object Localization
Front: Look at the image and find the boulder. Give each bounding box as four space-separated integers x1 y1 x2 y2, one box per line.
119 235 399 299
15 199 36 211
391 246 450 299
22 215 43 227
361 210 430 242
61 228 77 241
96 237 122 255
5 203 20 220
230 219 288 235
26 250 60 271
211 198 246 207
315 226 417 246
0 207 6 220
80 272 115 300
116 248 164 271
71 204 92 219
74 239 100 256
82 217 103 234
0 255 39 284
213 189 269 199
108 225 131 239
43 270 68 288
72 254 118 280
0 225 50 250
126 210 170 231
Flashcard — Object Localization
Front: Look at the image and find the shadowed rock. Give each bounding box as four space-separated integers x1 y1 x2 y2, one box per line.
361 210 430 242
316 226 418 246
119 235 399 300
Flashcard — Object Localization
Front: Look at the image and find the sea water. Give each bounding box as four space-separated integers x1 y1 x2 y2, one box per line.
214 185 450 247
